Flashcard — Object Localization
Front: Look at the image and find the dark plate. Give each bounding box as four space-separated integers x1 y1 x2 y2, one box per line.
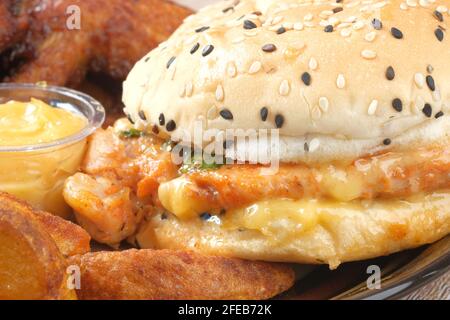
279 236 450 300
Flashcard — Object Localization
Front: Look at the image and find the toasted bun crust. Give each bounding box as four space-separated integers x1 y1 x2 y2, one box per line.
123 0 450 162
134 190 450 269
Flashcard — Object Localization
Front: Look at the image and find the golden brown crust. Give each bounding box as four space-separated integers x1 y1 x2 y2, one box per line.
0 192 73 300
68 249 295 300
0 192 91 257
7 0 192 86
33 211 91 257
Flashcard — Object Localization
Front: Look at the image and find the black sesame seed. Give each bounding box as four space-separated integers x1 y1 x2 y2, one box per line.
190 42 200 54
202 45 214 57
386 66 395 81
166 120 176 132
138 110 147 121
260 107 268 121
127 114 135 124
392 98 403 112
161 213 168 220
159 113 165 126
152 125 159 134
426 75 436 91
333 7 343 13
336 0 343 3
144 57 150 62
243 20 257 29
391 27 403 39
422 104 433 118
252 11 262 16
427 65 434 74
275 114 284 128
435 111 444 119
434 10 444 22
166 56 176 69
220 109 234 120
435 28 444 42
383 138 392 146
324 25 334 33
262 44 277 52
301 72 312 86
372 18 382 30
304 142 310 152
200 212 212 221
195 26 210 33
276 27 286 34
222 6 234 13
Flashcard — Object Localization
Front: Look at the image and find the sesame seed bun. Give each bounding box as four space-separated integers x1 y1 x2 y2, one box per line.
123 0 450 162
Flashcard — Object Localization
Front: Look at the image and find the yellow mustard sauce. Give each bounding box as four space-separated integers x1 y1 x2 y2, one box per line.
0 99 88 217
0 99 86 146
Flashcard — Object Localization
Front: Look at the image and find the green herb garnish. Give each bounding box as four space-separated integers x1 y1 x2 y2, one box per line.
120 128 143 139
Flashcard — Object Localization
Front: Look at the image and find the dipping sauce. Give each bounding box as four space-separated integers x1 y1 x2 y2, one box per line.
0 99 87 146
0 99 88 217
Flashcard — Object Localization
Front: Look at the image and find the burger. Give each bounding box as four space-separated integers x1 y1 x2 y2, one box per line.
64 0 450 269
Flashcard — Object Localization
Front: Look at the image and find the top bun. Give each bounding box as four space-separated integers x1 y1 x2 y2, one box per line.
123 0 450 162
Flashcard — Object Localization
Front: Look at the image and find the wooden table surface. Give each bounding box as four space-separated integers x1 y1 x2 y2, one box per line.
405 271 449 300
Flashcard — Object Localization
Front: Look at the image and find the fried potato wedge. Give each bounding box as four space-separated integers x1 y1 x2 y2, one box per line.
0 193 75 300
69 249 295 300
34 210 91 257
0 192 90 257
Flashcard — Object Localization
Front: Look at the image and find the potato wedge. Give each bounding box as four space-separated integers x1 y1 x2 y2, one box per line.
0 194 75 300
68 249 295 300
34 210 91 257
0 192 90 257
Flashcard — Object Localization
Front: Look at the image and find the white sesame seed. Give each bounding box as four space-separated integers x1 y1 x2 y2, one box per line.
337 74 346 89
249 61 262 74
368 100 378 115
319 97 329 112
365 31 377 42
345 16 357 23
319 20 329 27
337 22 352 29
414 73 425 88
328 17 340 26
340 28 352 37
272 16 284 25
244 30 258 37
436 5 448 13
353 20 365 30
419 0 429 7
373 1 387 8
361 49 377 59
309 57 318 71
309 139 320 152
227 62 237 78
293 22 304 30
320 10 334 17
304 13 313 21
283 22 293 29
312 107 322 120
400 2 408 10
346 1 361 8
406 0 417 7
215 84 224 101
279 80 290 96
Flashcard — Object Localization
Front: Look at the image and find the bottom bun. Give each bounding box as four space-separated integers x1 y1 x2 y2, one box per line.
134 190 450 269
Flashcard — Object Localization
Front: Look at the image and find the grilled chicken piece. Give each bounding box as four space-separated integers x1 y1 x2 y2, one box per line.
64 126 450 246
2 0 192 86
